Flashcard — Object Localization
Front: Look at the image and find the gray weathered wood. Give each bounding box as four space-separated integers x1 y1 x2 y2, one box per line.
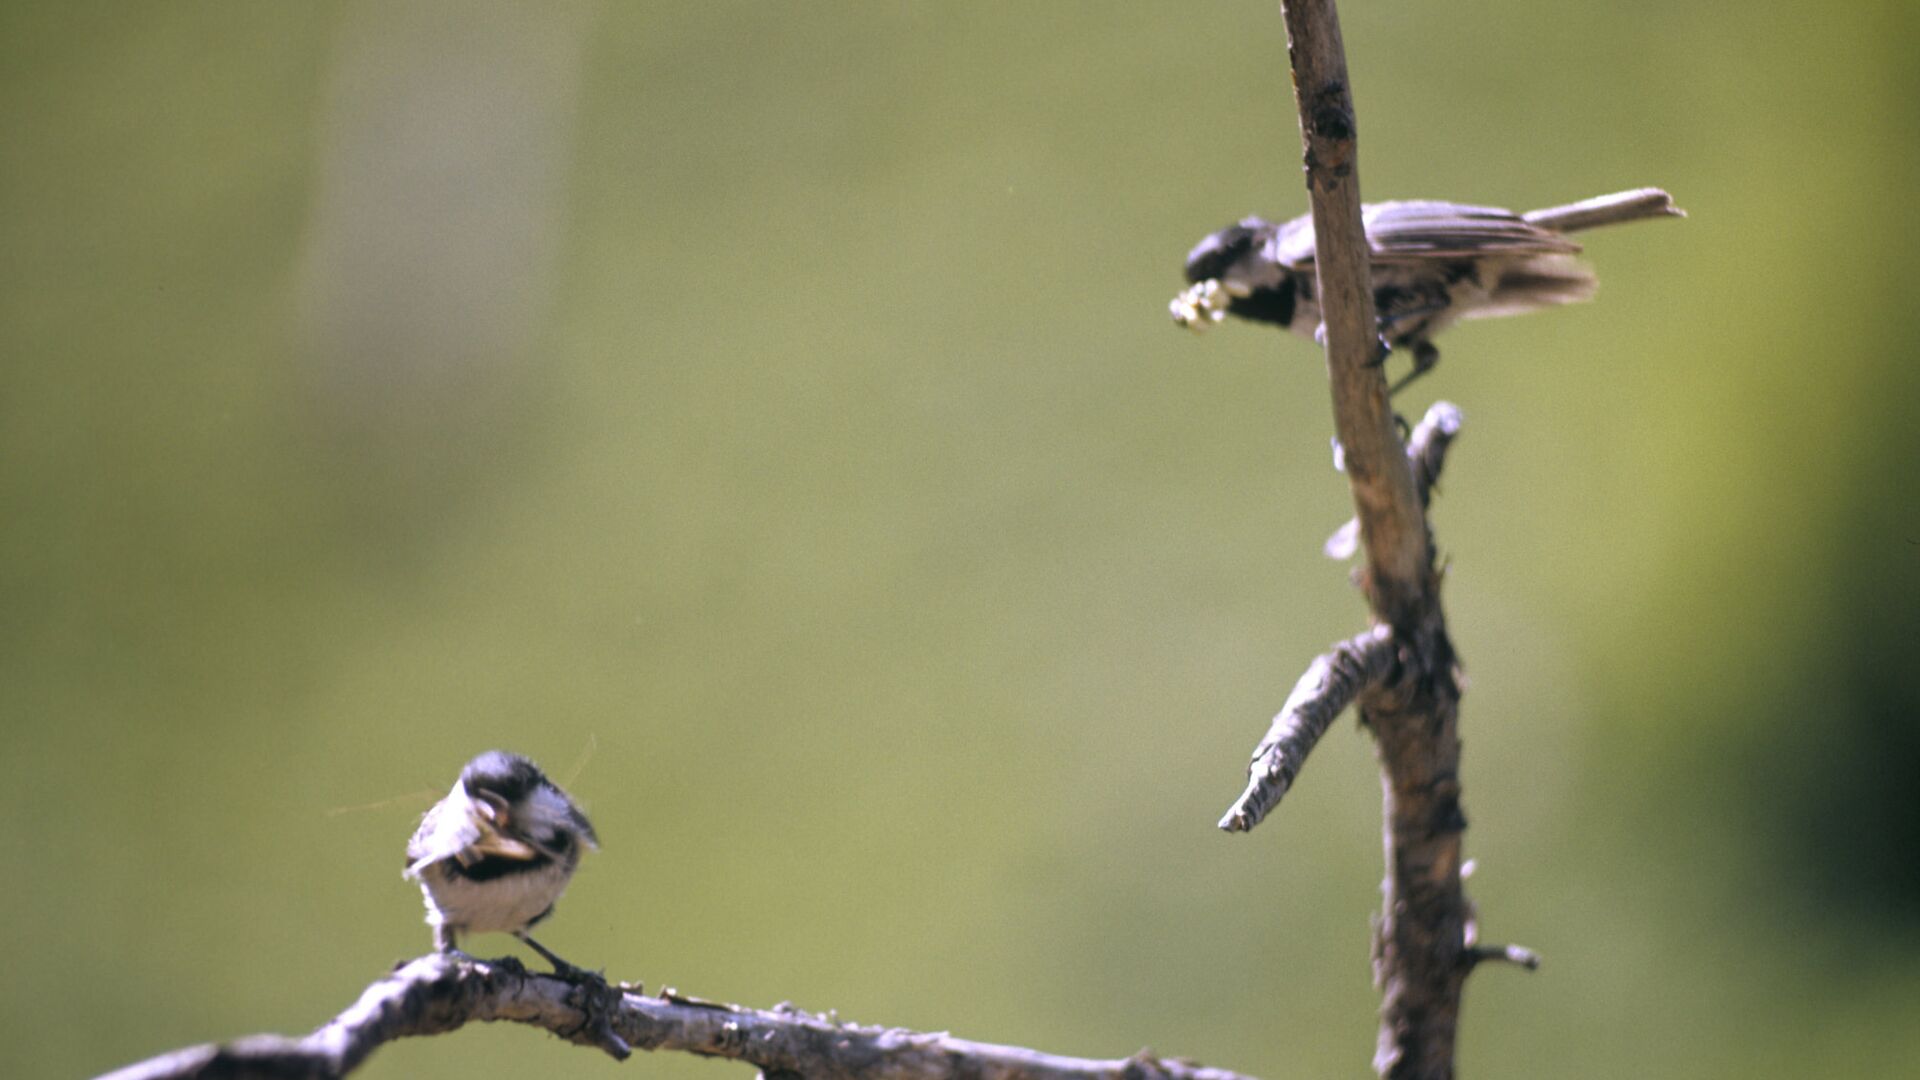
97 954 1261 1080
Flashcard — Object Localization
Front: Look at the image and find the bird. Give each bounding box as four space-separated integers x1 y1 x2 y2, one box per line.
405 750 598 975
1170 188 1684 394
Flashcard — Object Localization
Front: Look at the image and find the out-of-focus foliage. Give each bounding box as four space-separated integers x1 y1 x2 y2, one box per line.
4 3 1917 1078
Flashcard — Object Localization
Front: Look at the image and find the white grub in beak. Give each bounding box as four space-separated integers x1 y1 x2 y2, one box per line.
457 788 541 864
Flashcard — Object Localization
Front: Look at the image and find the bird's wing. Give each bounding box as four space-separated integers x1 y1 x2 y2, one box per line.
405 782 484 877
1265 213 1318 270
1266 201 1582 268
1360 201 1583 263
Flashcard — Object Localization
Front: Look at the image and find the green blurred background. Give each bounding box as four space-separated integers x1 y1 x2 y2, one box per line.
5 3 1917 1077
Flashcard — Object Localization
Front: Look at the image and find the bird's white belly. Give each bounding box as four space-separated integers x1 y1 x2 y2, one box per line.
418 860 570 936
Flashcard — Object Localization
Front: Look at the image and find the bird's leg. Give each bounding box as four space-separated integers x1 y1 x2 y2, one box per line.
1387 341 1440 398
430 926 489 967
517 931 592 980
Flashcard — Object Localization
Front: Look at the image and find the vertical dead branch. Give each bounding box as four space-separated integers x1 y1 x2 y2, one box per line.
1277 2 1425 624
1275 3 1476 1077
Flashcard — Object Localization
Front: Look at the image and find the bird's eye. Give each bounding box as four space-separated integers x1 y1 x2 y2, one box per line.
547 830 573 854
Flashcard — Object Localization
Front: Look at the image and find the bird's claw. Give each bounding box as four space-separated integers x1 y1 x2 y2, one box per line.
1387 341 1441 398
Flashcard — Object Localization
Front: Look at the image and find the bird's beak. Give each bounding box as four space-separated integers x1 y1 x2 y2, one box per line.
461 789 540 861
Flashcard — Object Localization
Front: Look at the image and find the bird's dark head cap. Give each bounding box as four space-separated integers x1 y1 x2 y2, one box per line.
459 750 548 804
1184 216 1275 283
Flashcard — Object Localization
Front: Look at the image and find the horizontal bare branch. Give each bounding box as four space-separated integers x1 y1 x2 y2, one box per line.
98 953 1261 1080
1218 624 1397 832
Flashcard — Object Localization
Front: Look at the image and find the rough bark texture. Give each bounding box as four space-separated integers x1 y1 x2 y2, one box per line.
1324 404 1462 561
98 954 1261 1080
1224 401 1465 832
1276 3 1474 1077
1361 628 1469 1080
1220 624 1395 832
1277 1 1426 628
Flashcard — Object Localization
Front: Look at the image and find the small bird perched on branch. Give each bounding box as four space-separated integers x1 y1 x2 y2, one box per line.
406 750 598 975
1171 188 1684 394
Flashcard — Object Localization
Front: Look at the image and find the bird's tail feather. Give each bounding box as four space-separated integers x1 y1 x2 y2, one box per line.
1523 188 1685 233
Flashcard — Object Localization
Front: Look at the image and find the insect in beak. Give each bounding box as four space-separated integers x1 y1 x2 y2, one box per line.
457 787 541 864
